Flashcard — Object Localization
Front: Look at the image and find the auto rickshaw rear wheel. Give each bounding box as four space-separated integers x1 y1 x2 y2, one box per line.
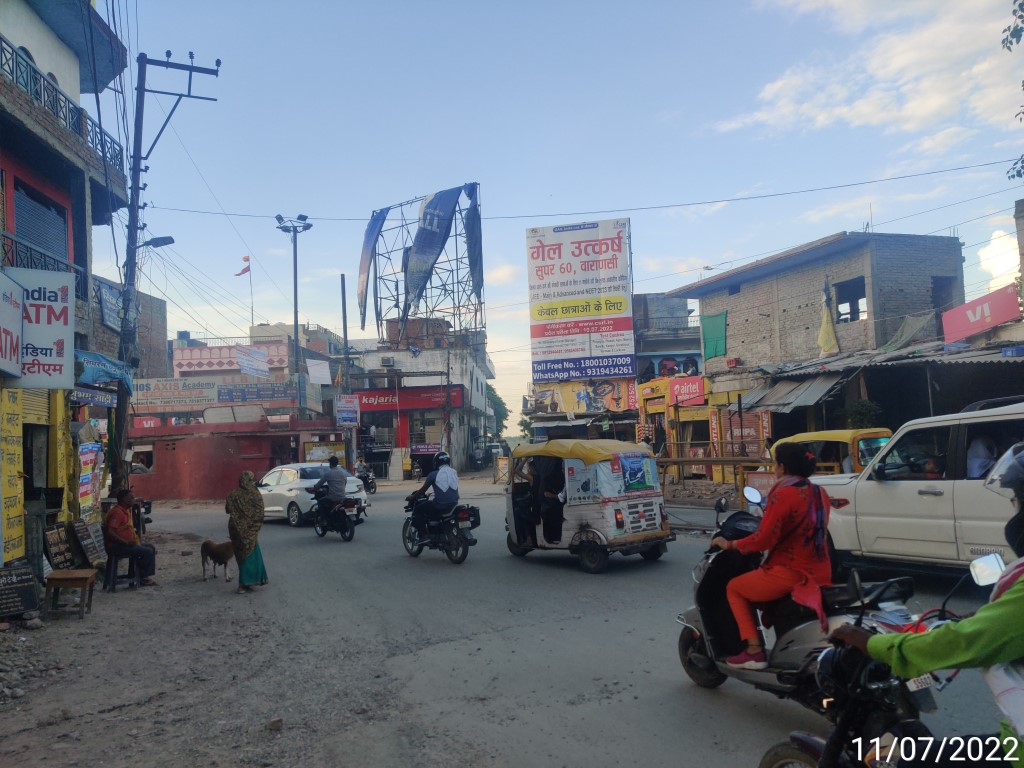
506 533 531 557
577 543 609 574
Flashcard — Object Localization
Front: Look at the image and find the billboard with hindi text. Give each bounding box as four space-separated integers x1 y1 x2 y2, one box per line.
526 219 635 383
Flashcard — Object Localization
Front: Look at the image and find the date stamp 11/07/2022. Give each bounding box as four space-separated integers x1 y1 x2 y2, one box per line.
852 736 1020 764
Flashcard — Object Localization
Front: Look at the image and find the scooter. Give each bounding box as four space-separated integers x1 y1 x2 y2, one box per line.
357 469 377 494
676 487 917 714
401 494 480 564
306 487 364 541
757 553 1005 767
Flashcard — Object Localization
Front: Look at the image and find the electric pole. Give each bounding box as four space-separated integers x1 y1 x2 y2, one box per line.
110 51 220 494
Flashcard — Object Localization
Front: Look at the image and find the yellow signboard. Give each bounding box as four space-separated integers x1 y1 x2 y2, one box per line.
1 388 25 562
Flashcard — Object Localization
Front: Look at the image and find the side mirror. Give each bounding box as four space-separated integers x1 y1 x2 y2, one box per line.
847 568 863 602
970 552 1006 587
713 496 729 525
872 464 887 481
743 486 763 507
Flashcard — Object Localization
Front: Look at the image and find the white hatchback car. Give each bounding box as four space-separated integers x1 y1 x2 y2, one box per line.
257 462 368 526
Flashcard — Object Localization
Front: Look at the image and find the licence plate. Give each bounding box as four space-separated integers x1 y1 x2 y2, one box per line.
458 521 471 528
906 674 934 691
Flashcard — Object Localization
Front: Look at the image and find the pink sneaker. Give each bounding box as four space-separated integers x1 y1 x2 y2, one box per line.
726 649 768 670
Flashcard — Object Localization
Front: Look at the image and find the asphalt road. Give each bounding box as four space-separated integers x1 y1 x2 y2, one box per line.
151 481 1001 768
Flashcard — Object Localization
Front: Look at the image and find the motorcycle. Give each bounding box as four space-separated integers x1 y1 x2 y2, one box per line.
402 494 481 564
676 487 917 714
759 553 1006 768
357 469 377 494
306 486 365 541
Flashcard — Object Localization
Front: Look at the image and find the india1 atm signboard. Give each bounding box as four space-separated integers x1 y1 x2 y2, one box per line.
526 219 636 383
0 270 24 378
5 268 74 389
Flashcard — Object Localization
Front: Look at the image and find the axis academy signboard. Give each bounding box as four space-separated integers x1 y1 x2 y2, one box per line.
5 268 74 389
526 219 636 383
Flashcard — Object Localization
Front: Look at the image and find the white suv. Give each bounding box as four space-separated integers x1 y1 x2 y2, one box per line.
815 401 1024 569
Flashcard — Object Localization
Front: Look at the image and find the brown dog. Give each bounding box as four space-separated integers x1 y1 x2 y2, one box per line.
201 540 234 582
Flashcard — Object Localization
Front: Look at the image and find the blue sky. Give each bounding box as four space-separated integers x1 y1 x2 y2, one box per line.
91 0 1024 415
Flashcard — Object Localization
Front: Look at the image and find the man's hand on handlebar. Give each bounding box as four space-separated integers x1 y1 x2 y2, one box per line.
829 624 872 653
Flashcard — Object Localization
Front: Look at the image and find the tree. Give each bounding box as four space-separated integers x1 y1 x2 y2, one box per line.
1003 1 1024 178
518 416 532 438
486 383 509 437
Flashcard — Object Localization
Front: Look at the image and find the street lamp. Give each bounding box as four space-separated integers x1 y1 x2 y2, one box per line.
110 233 175 493
275 214 312 416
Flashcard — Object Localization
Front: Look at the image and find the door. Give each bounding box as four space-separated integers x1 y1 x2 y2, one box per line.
275 468 301 513
258 469 283 513
854 425 958 563
954 418 1024 563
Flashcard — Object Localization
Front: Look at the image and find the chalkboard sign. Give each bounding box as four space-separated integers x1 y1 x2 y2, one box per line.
0 565 40 617
43 524 76 570
71 520 106 567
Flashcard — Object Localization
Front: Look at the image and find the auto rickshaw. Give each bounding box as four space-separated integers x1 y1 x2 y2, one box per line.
771 428 892 475
504 439 675 573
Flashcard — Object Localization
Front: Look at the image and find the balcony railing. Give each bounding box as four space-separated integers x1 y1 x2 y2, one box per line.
1 232 86 300
0 32 124 173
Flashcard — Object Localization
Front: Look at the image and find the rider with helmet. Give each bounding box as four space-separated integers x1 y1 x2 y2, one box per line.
408 451 460 543
832 442 1024 764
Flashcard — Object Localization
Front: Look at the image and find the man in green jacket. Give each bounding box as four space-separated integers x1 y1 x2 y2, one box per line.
833 442 1024 765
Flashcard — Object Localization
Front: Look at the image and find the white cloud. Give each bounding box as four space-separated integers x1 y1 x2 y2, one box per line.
800 195 875 224
721 1 1018 142
977 229 1021 291
486 263 521 285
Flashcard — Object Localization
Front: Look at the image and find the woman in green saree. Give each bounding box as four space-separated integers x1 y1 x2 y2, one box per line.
226 471 269 593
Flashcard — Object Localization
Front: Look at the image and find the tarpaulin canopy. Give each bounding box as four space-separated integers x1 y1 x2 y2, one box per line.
511 438 650 465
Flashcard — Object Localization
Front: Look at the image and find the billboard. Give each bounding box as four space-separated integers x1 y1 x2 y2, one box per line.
356 385 465 412
531 379 637 414
526 219 635 382
0 270 24 378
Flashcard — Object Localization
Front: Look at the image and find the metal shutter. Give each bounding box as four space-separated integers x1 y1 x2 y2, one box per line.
20 389 50 424
14 181 68 259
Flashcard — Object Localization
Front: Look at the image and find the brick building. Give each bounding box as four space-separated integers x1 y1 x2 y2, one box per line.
672 231 964 378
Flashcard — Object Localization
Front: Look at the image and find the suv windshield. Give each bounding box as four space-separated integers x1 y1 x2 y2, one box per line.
299 466 328 480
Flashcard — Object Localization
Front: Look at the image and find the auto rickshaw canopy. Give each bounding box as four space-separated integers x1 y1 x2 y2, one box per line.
511 439 650 466
772 428 891 450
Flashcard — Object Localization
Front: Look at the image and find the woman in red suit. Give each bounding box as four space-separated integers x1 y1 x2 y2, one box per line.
710 442 831 670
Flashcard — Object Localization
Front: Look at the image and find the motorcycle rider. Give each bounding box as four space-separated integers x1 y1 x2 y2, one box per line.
408 451 459 544
832 441 1024 765
710 442 831 670
313 455 348 523
355 455 369 476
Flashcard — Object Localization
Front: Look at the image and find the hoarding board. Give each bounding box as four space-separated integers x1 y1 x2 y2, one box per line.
526 219 635 382
942 285 1022 343
0 270 23 378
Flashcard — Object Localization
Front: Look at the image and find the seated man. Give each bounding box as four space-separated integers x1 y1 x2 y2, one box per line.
104 488 157 586
313 455 348 521
967 436 998 479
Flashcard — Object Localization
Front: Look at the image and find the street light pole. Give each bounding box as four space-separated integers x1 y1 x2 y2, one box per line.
276 214 312 417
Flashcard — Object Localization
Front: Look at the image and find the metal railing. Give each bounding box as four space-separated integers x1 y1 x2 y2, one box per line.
1 232 86 300
0 32 124 172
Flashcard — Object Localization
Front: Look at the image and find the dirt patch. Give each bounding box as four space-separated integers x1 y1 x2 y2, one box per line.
663 479 738 507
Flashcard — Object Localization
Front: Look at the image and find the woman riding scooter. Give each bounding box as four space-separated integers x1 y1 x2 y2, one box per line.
832 442 1024 765
710 442 830 670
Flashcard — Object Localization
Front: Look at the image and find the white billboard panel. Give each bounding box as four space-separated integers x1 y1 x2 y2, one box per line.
526 219 635 382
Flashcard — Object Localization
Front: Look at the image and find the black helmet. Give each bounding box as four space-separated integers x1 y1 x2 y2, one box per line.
433 451 451 470
815 645 863 699
985 442 1024 502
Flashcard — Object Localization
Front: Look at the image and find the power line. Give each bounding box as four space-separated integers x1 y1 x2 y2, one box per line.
144 158 1022 223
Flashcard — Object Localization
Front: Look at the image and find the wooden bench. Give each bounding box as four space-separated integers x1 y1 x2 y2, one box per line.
44 569 98 620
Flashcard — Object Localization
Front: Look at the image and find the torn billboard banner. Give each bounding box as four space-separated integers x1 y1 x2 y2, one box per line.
357 207 390 330
463 182 484 301
403 185 465 317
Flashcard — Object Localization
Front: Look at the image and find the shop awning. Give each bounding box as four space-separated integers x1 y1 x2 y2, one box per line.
730 374 844 413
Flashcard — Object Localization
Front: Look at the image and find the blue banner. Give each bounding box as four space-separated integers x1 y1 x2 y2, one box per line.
403 186 464 318
70 386 117 408
531 354 637 383
463 182 483 301
75 350 134 395
93 275 136 332
358 207 390 330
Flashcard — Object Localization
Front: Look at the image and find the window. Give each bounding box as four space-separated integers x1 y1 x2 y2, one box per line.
835 277 867 323
46 72 58 86
260 470 281 486
964 421 1024 479
280 469 298 484
877 426 951 480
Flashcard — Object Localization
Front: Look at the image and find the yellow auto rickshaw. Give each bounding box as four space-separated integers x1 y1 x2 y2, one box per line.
771 428 892 475
504 439 675 573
